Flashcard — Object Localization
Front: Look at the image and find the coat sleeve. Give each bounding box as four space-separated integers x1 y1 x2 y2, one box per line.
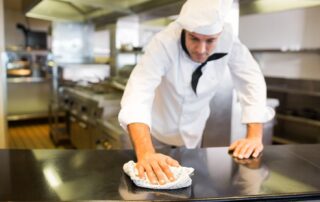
118 36 170 132
228 36 275 123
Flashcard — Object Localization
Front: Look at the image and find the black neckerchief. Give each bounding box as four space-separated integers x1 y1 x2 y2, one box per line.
180 30 228 95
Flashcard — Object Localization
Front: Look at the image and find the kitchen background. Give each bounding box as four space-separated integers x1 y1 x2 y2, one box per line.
0 0 319 149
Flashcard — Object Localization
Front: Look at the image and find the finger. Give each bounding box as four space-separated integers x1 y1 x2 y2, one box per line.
252 145 263 158
136 164 145 179
166 157 180 167
159 160 175 182
237 143 251 159
233 141 245 157
229 140 240 151
150 161 166 185
243 144 256 159
144 164 158 184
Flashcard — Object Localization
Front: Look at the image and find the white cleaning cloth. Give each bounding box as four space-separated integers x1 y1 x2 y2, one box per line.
123 161 194 189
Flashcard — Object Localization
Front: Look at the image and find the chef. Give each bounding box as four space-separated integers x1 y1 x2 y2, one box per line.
118 0 275 185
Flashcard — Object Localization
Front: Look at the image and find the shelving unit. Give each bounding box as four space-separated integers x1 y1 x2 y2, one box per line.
110 49 144 89
266 77 320 144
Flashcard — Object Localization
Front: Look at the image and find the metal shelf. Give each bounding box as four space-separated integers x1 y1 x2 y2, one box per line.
277 114 320 127
7 77 51 83
267 86 320 97
250 49 320 53
110 80 126 91
272 136 298 144
7 112 49 121
116 50 144 54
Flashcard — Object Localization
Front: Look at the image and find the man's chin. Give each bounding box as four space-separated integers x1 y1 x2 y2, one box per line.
190 54 208 63
191 57 207 63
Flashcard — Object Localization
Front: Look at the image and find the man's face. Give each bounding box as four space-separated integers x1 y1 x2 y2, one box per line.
185 30 221 63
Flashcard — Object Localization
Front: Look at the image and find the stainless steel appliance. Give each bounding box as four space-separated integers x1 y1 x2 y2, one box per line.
5 51 51 121
49 64 111 145
94 117 132 150
68 89 101 149
53 82 124 149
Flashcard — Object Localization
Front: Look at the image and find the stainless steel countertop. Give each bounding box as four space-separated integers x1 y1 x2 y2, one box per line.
0 144 320 201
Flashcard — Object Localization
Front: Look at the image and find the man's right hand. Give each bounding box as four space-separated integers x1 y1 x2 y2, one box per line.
136 152 180 185
127 122 180 185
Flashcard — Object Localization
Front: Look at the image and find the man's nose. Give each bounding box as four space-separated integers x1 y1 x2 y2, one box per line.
195 42 206 54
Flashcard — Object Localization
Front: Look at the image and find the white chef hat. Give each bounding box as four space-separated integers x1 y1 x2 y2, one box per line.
177 0 233 35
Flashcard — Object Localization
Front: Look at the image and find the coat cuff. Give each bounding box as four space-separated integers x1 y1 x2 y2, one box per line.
118 109 152 133
241 105 275 124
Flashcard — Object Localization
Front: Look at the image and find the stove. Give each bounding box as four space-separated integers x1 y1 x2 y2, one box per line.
49 78 125 149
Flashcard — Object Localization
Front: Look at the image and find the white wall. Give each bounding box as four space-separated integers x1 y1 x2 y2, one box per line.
4 8 25 48
239 6 320 80
239 6 320 50
240 9 304 50
254 52 320 80
0 0 8 148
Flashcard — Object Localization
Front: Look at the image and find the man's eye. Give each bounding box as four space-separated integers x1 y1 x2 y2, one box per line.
191 37 198 41
206 40 215 44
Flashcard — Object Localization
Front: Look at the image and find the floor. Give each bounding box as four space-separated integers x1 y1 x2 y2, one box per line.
8 120 71 149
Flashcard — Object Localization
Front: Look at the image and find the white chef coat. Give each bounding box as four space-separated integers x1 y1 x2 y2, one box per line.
118 21 275 148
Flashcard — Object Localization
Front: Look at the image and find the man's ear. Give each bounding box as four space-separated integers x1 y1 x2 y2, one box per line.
180 29 190 57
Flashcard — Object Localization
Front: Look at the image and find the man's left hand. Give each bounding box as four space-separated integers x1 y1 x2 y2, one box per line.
228 123 264 159
228 137 263 159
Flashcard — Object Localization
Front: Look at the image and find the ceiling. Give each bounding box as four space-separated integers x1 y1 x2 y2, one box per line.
7 0 320 27
240 0 320 15
25 0 147 21
24 0 184 24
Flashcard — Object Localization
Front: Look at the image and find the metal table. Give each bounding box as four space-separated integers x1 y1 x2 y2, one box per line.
0 144 320 201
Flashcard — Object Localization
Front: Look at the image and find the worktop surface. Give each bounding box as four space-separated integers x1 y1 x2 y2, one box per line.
0 144 320 201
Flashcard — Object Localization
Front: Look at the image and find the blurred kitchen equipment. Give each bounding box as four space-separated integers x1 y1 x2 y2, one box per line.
118 64 135 78
5 50 51 121
52 84 125 148
49 64 114 145
120 43 133 52
266 77 320 144
7 69 31 77
6 53 31 77
16 23 47 50
52 22 94 64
